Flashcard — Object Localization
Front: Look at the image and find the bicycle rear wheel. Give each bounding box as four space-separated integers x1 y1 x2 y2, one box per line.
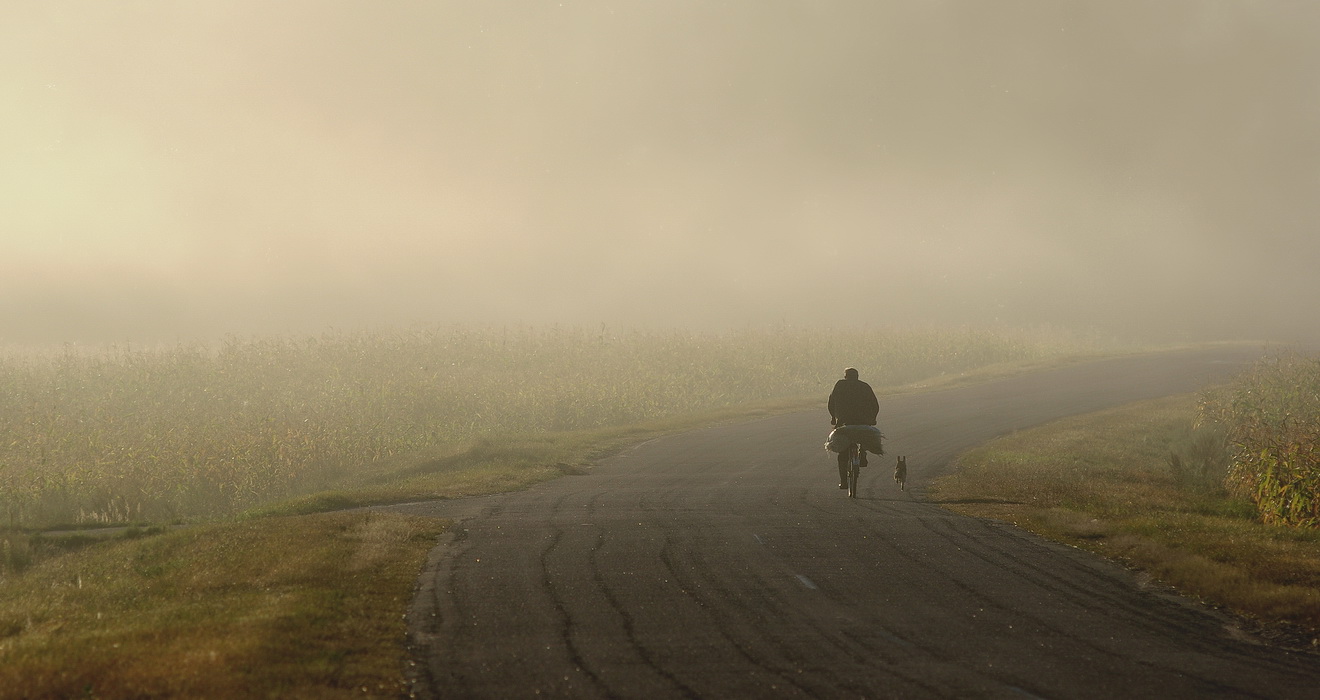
847 445 860 498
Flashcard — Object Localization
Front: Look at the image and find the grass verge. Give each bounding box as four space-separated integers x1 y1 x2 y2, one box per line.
930 392 1320 649
0 511 446 699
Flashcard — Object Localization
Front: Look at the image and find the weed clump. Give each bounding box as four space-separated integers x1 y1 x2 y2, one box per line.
1166 424 1231 494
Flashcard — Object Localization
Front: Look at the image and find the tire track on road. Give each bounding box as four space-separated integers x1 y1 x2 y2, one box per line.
588 527 701 699
731 498 982 696
539 524 612 698
654 528 820 697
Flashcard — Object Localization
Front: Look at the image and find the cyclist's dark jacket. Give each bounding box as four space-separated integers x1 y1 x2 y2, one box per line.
828 378 879 426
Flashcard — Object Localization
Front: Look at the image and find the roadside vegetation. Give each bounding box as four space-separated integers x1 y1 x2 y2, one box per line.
1201 352 1320 528
933 352 1320 647
0 324 1104 698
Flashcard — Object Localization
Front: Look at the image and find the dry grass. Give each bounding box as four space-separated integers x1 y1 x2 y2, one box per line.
0 511 446 699
932 393 1320 643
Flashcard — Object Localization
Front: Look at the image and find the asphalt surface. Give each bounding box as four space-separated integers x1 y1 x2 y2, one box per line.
393 346 1320 699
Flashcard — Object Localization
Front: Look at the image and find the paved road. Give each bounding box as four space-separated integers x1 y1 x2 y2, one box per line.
395 346 1320 698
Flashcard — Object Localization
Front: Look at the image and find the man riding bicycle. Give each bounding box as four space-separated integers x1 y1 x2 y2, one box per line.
828 367 880 489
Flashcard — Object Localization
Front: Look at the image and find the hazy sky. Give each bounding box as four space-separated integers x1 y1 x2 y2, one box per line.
4 1 1319 343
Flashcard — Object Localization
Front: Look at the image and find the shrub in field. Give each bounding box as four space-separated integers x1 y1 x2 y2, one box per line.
1200 353 1320 528
0 325 1095 527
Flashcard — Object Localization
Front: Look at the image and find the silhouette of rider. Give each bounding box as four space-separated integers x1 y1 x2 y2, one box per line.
828 367 880 488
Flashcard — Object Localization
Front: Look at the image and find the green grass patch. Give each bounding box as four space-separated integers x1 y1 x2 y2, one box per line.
931 393 1320 645
0 511 446 699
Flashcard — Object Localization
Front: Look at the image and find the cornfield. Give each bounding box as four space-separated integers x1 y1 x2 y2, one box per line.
1 325 1094 527
1200 352 1320 528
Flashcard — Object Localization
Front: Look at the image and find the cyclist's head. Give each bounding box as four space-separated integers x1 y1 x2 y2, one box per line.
844 367 859 380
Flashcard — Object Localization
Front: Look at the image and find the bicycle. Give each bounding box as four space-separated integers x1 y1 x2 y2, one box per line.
826 424 883 499
846 441 863 498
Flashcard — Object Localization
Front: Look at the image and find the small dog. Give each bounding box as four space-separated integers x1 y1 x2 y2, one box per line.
894 456 907 491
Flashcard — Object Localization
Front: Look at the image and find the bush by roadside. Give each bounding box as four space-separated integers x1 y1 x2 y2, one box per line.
1200 352 1320 528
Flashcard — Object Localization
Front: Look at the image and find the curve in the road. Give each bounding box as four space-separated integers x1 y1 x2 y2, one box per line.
392 346 1320 699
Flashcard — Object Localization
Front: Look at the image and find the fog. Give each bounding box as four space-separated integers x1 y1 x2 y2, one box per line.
4 1 1319 344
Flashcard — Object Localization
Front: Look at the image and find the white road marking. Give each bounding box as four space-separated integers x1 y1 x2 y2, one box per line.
795 574 818 590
